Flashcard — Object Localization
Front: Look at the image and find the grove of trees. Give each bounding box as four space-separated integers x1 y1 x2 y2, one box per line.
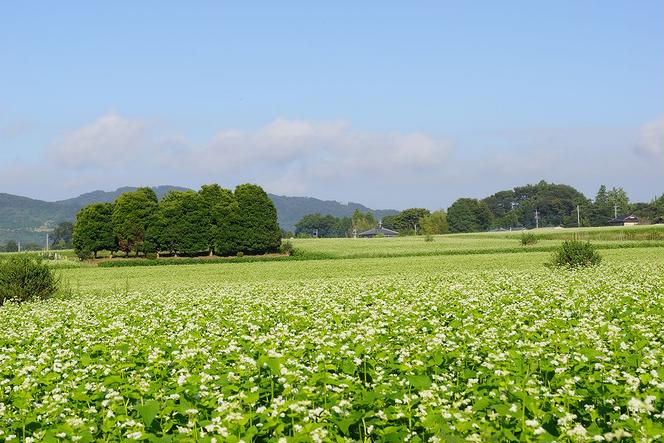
294 208 449 237
447 181 663 233
73 184 281 258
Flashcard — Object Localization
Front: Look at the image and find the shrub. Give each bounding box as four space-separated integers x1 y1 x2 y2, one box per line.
0 255 59 306
76 248 94 260
424 234 434 242
549 240 601 269
520 232 538 246
280 240 295 255
236 251 244 258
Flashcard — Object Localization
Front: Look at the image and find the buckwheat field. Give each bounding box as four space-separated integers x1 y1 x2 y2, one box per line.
0 242 661 442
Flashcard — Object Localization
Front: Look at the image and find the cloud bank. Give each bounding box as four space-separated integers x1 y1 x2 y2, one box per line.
0 113 661 208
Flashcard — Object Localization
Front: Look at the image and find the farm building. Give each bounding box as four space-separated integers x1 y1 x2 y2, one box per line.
608 215 640 226
358 225 399 238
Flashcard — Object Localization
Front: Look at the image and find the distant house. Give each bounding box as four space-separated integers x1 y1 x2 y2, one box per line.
358 225 399 238
608 215 640 226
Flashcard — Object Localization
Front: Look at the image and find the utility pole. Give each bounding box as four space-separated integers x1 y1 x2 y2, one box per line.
576 205 580 228
18 241 21 252
614 204 618 219
46 233 49 252
534 209 539 229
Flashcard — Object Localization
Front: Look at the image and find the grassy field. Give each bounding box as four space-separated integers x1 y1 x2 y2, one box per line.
0 229 661 442
290 225 662 259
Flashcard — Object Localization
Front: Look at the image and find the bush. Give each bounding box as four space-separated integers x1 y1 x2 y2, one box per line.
0 255 59 306
76 248 94 260
236 251 244 258
280 240 295 255
549 240 601 269
520 232 538 246
424 234 434 242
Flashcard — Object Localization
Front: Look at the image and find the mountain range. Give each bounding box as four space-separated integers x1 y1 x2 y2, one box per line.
0 186 397 245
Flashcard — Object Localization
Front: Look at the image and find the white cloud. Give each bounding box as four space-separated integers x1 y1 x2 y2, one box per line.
189 117 453 181
634 117 663 159
49 113 155 169
0 113 661 208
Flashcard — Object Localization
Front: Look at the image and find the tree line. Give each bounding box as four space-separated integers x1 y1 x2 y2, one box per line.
294 208 449 237
294 181 662 236
447 181 663 233
72 184 281 258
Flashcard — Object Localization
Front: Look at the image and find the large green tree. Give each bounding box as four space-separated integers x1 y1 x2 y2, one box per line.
447 198 493 233
73 202 116 258
233 184 281 254
351 209 376 234
383 208 430 234
295 213 351 237
112 187 159 256
199 184 239 256
158 191 210 255
420 210 448 235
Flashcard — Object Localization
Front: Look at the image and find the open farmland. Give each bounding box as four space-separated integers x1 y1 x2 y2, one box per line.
0 233 662 442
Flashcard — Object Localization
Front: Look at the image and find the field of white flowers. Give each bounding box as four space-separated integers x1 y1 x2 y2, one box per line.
0 258 662 442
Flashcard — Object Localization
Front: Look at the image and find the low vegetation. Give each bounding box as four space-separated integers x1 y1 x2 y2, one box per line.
0 255 660 441
549 240 602 269
0 254 59 305
520 232 538 246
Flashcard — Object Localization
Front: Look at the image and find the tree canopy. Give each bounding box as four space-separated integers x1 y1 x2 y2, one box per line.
72 203 116 258
74 183 281 258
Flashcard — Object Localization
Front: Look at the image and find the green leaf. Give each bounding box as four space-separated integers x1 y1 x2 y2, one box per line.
137 399 160 427
408 374 432 390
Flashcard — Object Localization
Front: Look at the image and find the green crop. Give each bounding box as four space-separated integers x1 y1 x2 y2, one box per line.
0 245 661 442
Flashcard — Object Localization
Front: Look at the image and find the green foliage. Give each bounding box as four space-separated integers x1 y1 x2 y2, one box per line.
0 254 59 305
420 210 448 235
158 191 210 255
5 240 18 252
351 209 376 233
280 240 295 255
295 213 351 237
73 202 116 258
520 232 538 246
383 208 430 234
424 234 434 242
549 240 602 268
51 221 74 248
199 184 239 256
0 252 660 440
483 181 590 228
233 184 282 254
448 198 493 233
112 188 159 256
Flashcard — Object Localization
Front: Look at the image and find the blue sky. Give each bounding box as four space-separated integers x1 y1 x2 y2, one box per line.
0 1 661 209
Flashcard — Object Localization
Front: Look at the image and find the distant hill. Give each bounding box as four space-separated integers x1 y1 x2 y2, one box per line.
0 186 396 245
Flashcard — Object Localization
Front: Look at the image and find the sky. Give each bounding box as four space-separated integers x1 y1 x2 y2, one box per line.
0 1 662 210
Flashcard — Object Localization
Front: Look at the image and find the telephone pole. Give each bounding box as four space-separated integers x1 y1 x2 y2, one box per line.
576 205 580 228
46 233 49 252
534 209 539 229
